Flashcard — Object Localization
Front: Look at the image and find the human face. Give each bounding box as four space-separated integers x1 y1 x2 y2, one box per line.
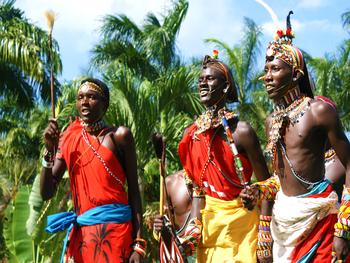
198 66 227 109
76 85 107 124
264 58 294 102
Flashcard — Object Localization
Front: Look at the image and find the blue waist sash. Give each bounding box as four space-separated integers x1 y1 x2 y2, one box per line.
46 203 132 263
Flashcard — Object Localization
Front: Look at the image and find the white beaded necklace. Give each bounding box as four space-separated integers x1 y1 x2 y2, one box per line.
81 128 124 187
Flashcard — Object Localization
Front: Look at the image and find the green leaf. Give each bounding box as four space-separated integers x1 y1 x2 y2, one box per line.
4 185 33 263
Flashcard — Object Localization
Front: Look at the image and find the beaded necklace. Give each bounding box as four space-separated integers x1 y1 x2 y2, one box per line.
266 88 311 158
279 141 324 189
79 118 106 133
198 128 243 189
193 107 237 139
195 108 244 189
81 128 124 187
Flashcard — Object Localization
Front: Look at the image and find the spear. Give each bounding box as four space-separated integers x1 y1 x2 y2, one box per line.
151 133 175 225
44 10 57 118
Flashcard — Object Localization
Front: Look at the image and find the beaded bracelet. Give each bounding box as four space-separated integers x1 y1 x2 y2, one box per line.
260 215 272 221
334 187 350 240
42 158 54 169
132 243 146 257
254 174 280 201
257 214 273 260
132 238 147 257
43 149 55 162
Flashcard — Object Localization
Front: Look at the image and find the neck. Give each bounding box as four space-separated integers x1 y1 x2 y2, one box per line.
80 118 106 134
274 86 302 110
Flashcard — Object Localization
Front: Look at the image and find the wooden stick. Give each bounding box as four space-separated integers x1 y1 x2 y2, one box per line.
44 10 56 118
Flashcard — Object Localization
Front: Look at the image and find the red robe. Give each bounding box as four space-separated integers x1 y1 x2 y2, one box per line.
178 123 253 200
57 119 133 262
290 185 348 263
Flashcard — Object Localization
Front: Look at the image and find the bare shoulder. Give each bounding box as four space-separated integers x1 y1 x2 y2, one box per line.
165 170 185 188
113 126 134 146
236 120 256 138
309 99 338 126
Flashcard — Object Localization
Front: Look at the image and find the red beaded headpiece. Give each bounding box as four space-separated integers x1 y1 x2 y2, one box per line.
266 11 304 75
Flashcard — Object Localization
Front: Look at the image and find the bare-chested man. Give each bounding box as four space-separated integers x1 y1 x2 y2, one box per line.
153 170 192 237
241 12 350 262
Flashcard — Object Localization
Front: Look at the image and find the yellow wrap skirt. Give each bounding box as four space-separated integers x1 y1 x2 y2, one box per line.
196 195 258 263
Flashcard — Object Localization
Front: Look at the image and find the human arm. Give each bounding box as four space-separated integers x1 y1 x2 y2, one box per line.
40 118 67 200
114 127 144 262
314 102 350 260
236 121 270 182
180 184 205 257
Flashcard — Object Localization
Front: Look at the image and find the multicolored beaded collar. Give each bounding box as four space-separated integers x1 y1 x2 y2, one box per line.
79 118 106 133
266 88 311 157
193 107 237 139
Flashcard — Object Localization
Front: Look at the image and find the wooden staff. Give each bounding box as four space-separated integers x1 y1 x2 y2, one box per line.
44 10 56 118
152 133 175 224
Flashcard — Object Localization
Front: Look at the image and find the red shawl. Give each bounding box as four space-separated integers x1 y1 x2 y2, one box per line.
178 123 253 201
57 119 133 262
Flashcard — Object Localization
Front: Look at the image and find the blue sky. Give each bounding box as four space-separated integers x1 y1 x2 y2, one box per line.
15 0 349 82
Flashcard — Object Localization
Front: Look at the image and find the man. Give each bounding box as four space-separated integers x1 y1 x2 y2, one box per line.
153 170 192 237
153 170 195 262
178 53 271 262
40 78 145 262
242 12 350 262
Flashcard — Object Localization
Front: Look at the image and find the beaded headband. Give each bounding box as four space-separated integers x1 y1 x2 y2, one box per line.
79 81 106 98
266 11 304 74
202 50 229 82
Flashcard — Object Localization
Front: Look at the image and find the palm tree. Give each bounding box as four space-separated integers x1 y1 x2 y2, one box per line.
92 0 202 178
0 0 62 109
310 40 350 130
91 0 188 78
342 9 350 33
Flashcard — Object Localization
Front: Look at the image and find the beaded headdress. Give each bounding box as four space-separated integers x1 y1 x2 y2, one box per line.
259 4 314 98
266 11 305 75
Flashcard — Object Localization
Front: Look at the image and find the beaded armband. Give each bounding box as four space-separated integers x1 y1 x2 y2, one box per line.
180 217 202 256
253 174 280 201
42 149 55 168
334 187 350 240
257 215 273 260
192 186 205 198
132 238 147 257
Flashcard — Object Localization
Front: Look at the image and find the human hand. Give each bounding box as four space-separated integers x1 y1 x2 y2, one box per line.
240 185 259 210
129 251 142 263
43 118 60 151
332 236 350 262
153 214 164 232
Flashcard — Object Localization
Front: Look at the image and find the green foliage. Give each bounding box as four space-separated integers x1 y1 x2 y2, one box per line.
310 39 350 130
0 0 62 109
4 185 33 263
